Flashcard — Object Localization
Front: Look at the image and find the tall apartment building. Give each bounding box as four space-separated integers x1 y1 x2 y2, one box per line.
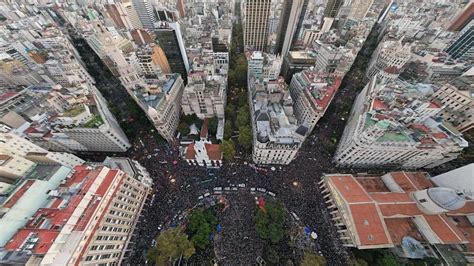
274 0 305 57
366 39 411 81
323 0 343 18
136 44 171 75
345 0 374 21
289 70 341 134
133 0 156 29
247 51 282 82
281 50 317 83
431 76 474 133
334 76 468 168
176 0 186 18
249 78 305 165
154 22 190 84
121 0 143 29
86 23 143 89
247 52 306 165
243 0 271 51
0 84 131 153
0 163 152 265
131 74 185 142
448 2 473 32
105 3 136 30
0 132 85 170
181 72 226 119
445 20 473 60
313 41 344 73
291 0 309 50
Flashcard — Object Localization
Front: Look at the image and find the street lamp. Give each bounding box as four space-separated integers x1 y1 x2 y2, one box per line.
292 181 299 187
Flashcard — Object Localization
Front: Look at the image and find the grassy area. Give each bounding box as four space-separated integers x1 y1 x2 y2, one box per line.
83 114 103 128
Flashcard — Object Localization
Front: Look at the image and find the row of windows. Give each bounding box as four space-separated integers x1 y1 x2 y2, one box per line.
96 235 126 241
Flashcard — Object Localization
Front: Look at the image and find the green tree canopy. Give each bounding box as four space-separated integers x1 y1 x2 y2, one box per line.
187 209 217 250
221 140 236 160
238 125 252 151
301 250 326 266
178 122 190 136
208 116 219 135
146 228 195 265
236 105 250 128
182 114 203 129
224 120 233 140
255 201 286 244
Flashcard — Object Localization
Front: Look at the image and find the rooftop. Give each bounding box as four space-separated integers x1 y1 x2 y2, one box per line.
325 172 472 249
3 165 125 258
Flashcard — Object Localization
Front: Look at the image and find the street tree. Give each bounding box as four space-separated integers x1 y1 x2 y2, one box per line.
146 228 195 265
224 120 233 140
208 116 219 135
221 140 236 160
187 209 217 250
238 125 252 151
237 106 250 128
255 201 286 244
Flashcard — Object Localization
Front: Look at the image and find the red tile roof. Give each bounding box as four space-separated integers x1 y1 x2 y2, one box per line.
4 229 59 255
423 215 467 244
432 132 448 139
205 143 222 161
0 91 19 102
329 175 372 203
372 98 388 111
185 143 196 160
350 204 391 246
312 77 341 110
326 172 472 248
3 180 35 208
3 166 125 257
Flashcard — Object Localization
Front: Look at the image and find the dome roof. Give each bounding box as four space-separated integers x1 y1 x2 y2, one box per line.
427 187 466 211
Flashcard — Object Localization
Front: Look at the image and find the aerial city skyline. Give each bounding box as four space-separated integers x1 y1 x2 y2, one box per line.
0 0 472 265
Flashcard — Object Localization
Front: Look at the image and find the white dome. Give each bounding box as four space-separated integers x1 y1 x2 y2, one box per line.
427 187 466 211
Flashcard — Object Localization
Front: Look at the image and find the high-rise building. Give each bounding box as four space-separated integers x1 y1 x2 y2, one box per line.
133 0 156 29
131 74 185 142
176 0 186 18
445 20 473 60
431 76 474 133
323 0 343 18
243 0 271 51
274 0 305 57
0 162 152 265
334 76 468 168
247 52 306 165
121 0 143 29
281 50 317 83
105 3 136 30
136 44 171 75
154 22 190 84
291 0 308 50
448 2 473 32
289 70 341 134
366 39 411 81
181 72 226 120
247 51 282 82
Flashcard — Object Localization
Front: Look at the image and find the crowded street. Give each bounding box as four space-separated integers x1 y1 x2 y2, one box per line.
72 24 377 265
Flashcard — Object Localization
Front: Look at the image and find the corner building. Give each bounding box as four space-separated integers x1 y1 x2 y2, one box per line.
1 164 152 265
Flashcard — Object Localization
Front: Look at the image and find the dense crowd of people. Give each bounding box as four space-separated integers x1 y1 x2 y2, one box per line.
112 121 351 265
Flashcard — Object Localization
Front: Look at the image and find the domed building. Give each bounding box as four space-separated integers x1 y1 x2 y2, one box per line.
319 170 474 262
